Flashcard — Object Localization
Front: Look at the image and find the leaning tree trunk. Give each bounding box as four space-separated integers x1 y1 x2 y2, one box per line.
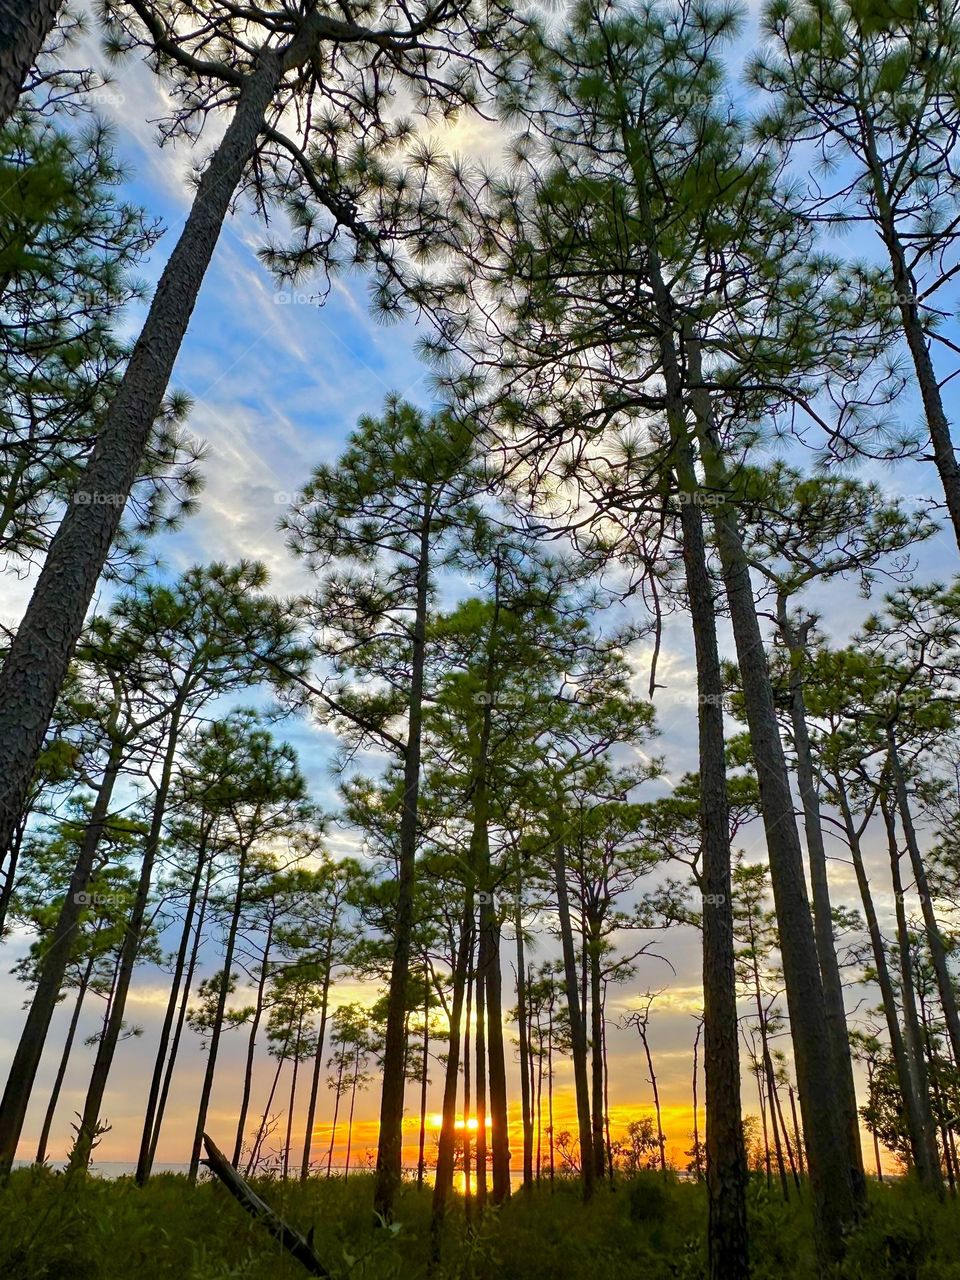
147 854 214 1168
780 608 864 1196
188 845 250 1181
233 916 277 1167
35 955 95 1164
373 493 432 1221
0 734 123 1176
685 331 857 1262
650 289 746 1277
0 0 62 123
69 698 186 1173
0 47 283 871
136 821 212 1183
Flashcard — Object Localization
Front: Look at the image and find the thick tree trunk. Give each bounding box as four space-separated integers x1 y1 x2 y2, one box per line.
374 495 432 1221
0 0 62 123
780 610 864 1197
655 313 746 1274
35 957 94 1164
0 47 283 868
0 738 122 1175
553 839 594 1199
483 903 510 1204
686 339 857 1260
136 823 211 1183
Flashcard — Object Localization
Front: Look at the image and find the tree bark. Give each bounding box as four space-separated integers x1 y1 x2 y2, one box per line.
588 918 607 1181
780 607 864 1197
0 47 283 869
514 898 534 1190
233 916 276 1167
300 942 334 1182
0 0 62 124
686 332 857 1260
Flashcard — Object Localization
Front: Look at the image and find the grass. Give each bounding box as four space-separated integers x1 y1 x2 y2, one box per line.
0 1166 957 1280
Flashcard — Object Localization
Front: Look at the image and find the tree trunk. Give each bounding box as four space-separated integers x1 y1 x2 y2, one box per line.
326 1058 345 1177
300 945 334 1182
282 1005 304 1180
233 916 276 1167
136 822 211 1183
0 0 62 124
187 844 250 1182
780 609 864 1197
0 47 283 868
0 736 122 1175
474 958 488 1208
148 853 214 1168
416 972 430 1188
70 699 186 1173
35 956 94 1164
483 902 510 1204
430 903 472 1238
247 1054 285 1178
888 732 960 1067
882 788 943 1193
553 839 594 1200
834 779 939 1187
686 332 856 1260
514 899 534 1190
588 919 607 1181
374 492 432 1221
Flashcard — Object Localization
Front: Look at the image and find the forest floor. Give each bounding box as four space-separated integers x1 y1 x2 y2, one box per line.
0 1165 957 1280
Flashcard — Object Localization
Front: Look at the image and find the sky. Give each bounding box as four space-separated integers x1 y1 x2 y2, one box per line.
1 2 958 1181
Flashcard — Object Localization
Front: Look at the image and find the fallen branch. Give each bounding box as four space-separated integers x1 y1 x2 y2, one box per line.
201 1133 330 1276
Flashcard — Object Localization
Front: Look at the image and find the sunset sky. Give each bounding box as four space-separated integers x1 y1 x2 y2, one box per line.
1 4 955 1181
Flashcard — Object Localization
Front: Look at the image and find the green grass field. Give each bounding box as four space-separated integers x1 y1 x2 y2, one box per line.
1 1168 958 1280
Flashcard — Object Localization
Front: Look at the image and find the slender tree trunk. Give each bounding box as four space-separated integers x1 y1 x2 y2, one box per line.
882 789 944 1193
788 1085 805 1178
136 824 211 1183
417 971 430 1188
464 950 474 1220
247 1054 284 1178
326 1059 345 1177
148 854 214 1167
547 1002 555 1186
233 917 276 1167
888 733 960 1067
692 1019 703 1181
431 903 472 1238
282 1004 305 1181
300 944 334 1182
588 921 606 1181
187 844 250 1182
483 902 510 1204
374 494 432 1221
70 701 186 1173
0 46 284 870
344 1048 361 1178
514 901 533 1190
0 0 62 124
35 957 94 1164
602 1009 614 1182
835 779 939 1187
554 838 594 1200
474 958 488 1209
780 611 864 1196
535 1022 543 1182
0 735 122 1175
638 1021 667 1174
0 818 27 937
686 332 857 1260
